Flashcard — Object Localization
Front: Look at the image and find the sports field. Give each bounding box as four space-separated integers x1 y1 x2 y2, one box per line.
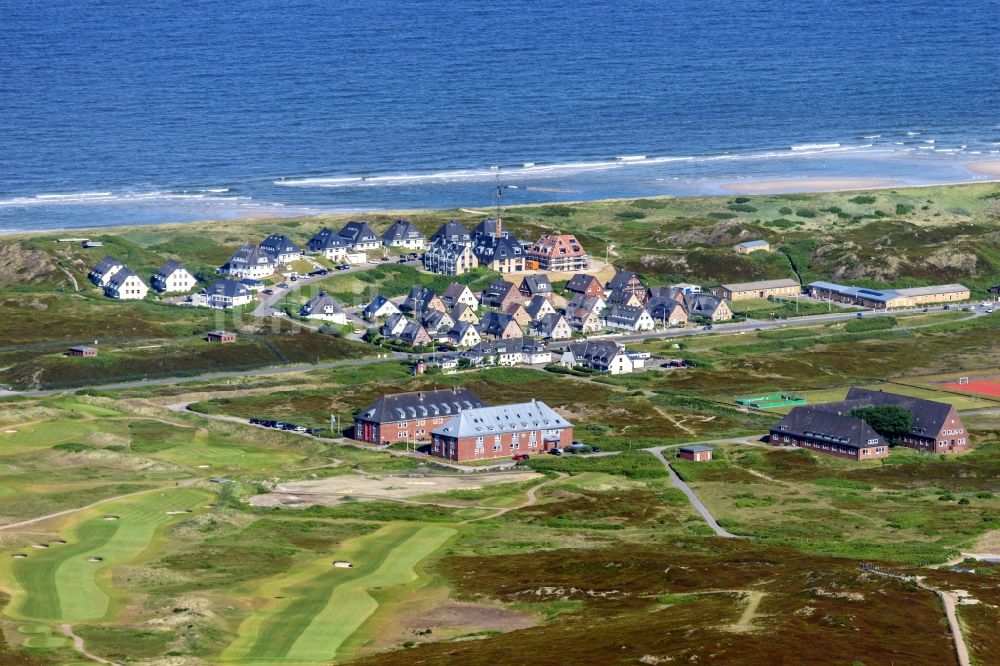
222 522 455 663
2 488 210 623
943 380 1000 398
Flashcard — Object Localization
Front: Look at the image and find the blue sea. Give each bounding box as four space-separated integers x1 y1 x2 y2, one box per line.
2 0 999 231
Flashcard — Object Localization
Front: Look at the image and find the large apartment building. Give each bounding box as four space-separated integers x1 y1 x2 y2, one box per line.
430 399 573 461
353 388 485 445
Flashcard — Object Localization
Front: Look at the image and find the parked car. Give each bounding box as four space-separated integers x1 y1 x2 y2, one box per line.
293 426 308 433
591 446 602 453
943 305 950 310
249 418 263 425
290 275 297 282
408 253 419 259
548 448 562 456
397 257 408 263
262 288 274 295
512 454 530 462
337 264 350 271
315 269 328 276
856 312 864 319
276 283 288 289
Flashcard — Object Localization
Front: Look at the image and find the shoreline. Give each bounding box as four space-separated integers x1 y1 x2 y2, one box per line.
2 173 999 240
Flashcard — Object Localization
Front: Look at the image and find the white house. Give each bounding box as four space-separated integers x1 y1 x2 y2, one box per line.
227 243 276 279
382 219 426 250
442 283 479 310
151 260 197 293
338 221 381 251
362 295 401 321
306 228 351 262
206 278 254 309
88 256 125 287
300 291 347 324
448 321 482 348
259 234 303 264
381 313 411 338
604 304 655 332
561 340 634 374
533 312 573 340
104 269 149 300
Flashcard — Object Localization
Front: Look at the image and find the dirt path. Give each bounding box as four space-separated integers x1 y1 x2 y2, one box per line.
59 624 120 665
465 473 566 523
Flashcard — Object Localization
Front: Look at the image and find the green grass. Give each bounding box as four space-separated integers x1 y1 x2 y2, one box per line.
222 522 455 663
4 488 211 622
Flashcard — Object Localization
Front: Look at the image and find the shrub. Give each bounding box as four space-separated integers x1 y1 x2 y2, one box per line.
733 196 752 204
778 206 793 215
794 208 816 218
850 195 877 204
895 203 914 215
843 316 896 333
614 210 647 221
727 204 757 213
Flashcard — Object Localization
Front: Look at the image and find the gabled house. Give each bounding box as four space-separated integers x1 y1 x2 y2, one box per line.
771 406 887 461
421 309 455 336
259 234 302 264
465 338 550 367
561 340 634 374
451 302 480 325
527 234 589 272
151 260 196 293
381 313 410 338
363 294 401 321
227 243 276 279
605 269 645 298
430 220 472 246
604 304 655 331
504 302 532 328
338 221 381 251
430 399 572 461
519 275 553 300
401 286 445 315
565 294 606 333
647 298 688 327
524 294 556 321
382 219 426 250
442 283 479 310
398 321 432 346
471 217 509 242
533 312 573 340
306 228 351 261
300 291 347 324
205 278 252 309
647 286 686 304
478 312 523 340
685 294 733 322
606 288 645 308
353 387 485 445
423 237 478 275
842 387 968 453
473 234 525 273
565 273 604 298
105 268 149 300
480 279 524 310
88 256 125 287
448 321 482 348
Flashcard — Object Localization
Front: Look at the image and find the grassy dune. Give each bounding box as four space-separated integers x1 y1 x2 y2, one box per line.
222 523 455 663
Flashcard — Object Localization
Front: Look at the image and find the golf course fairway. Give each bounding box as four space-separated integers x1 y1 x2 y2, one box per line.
222 522 456 664
2 487 209 622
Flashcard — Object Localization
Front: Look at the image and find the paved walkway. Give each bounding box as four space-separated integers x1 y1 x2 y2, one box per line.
648 446 739 538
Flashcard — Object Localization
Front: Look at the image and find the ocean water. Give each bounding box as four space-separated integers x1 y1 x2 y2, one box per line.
1 0 999 231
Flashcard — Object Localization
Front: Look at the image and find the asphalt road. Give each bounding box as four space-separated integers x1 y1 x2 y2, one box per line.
649 446 740 539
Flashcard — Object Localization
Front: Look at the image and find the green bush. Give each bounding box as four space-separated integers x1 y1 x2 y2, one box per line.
794 209 817 218
843 316 896 333
850 195 877 204
727 204 757 213
778 206 793 215
614 210 647 221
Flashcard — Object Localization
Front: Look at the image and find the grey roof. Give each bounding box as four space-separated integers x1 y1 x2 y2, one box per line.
606 288 641 304
301 291 343 316
606 269 643 292
421 309 453 333
647 286 685 302
432 400 570 439
473 234 523 263
399 321 430 344
442 282 474 306
402 286 439 313
685 293 726 315
841 387 955 438
772 406 882 450
520 275 553 295
307 227 350 251
363 294 399 317
424 236 472 261
153 259 187 279
566 273 601 293
717 278 799 292
430 220 471 244
481 279 518 307
230 243 275 266
479 311 520 336
471 217 509 241
357 388 485 424
524 295 552 320
895 284 970 297
566 340 626 364
207 278 250 299
382 219 425 243
679 445 714 453
536 312 568 336
259 234 302 255
469 337 547 357
605 303 649 325
106 267 140 289
647 297 686 320
449 320 478 339
566 294 604 314
807 281 902 303
338 220 379 243
90 256 123 277
737 240 769 248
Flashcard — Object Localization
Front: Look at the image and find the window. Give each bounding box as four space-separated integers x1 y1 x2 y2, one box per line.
475 436 483 445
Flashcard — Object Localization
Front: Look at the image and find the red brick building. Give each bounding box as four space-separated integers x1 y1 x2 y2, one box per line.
770 406 889 461
207 331 237 343
843 387 968 453
565 273 604 298
354 388 484 445
68 346 98 357
430 399 573 461
527 234 589 272
678 445 713 462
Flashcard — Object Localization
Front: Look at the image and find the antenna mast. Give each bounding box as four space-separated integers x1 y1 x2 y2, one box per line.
495 169 502 238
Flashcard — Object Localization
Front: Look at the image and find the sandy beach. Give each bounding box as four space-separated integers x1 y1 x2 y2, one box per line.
966 160 1000 177
720 178 901 194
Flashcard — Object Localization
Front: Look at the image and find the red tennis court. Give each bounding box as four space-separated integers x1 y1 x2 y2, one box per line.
943 380 1000 397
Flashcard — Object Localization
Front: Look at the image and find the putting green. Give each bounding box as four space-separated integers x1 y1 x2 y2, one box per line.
51 399 124 417
3 488 209 622
0 420 119 456
222 523 455 663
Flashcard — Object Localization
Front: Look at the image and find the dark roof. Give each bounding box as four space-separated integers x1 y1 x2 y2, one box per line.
357 388 485 424
106 267 140 289
605 303 648 324
469 337 547 356
647 297 686 320
481 279 517 307
154 259 187 278
307 227 350 251
383 219 424 243
338 220 379 243
685 293 725 315
841 387 955 438
479 312 520 336
566 273 601 293
567 340 626 364
402 286 439 313
259 234 301 255
442 282 473 306
772 406 882 450
679 445 714 453
230 243 275 266
90 256 123 277
301 291 342 316
647 286 684 302
430 220 471 244
524 295 552 319
606 269 643 292
207 278 250 298
520 275 553 295
606 288 640 304
473 234 523 263
472 217 509 240
536 312 568 335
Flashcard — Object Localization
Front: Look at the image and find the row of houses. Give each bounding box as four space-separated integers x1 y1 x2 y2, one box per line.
770 388 968 461
353 387 574 460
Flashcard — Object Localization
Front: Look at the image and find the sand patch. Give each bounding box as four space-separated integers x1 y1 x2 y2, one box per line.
966 160 1000 177
720 178 900 193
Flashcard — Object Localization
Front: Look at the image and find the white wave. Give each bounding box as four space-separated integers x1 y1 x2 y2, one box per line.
616 155 647 162
35 192 111 200
790 143 841 151
969 151 982 155
521 162 535 167
861 134 882 139
906 131 921 136
923 139 935 144
0 191 250 207
918 145 935 150
894 142 905 145
935 148 959 153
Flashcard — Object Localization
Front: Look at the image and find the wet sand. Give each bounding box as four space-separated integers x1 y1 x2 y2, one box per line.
966 160 1000 177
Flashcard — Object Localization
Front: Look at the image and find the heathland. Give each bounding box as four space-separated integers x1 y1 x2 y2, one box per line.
0 183 998 664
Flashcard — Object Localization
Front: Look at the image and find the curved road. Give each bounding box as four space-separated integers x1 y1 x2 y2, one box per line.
649 446 739 539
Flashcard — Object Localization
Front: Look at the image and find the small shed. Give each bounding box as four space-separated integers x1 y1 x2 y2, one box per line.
734 240 770 255
68 346 98 357
206 331 237 344
678 444 713 462
412 361 428 375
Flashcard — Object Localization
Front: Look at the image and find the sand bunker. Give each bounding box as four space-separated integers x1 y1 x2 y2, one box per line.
11 553 27 559
103 515 119 521
720 178 900 194
30 543 49 549
4 430 16 434
333 561 353 568
52 539 66 545
165 509 193 515
87 556 103 563
196 464 211 469
967 160 1000 177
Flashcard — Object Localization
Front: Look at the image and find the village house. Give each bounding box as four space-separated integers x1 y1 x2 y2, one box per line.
338 221 381 252
450 303 480 325
647 286 687 303
561 340 635 374
532 312 573 340
519 275 554 300
259 234 302 264
504 302 533 329
734 240 770 255
381 219 426 250
205 278 253 309
565 273 604 298
480 279 525 310
430 399 573 461
401 286 446 315
527 234 589 272
672 282 702 295
647 297 689 327
685 294 733 322
380 313 410 338
770 406 888 461
421 309 455 338
478 312 523 340
606 288 645 308
226 243 276 279
354 387 485 445
441 283 479 310
710 278 801 301
151 260 197 293
843 387 968 453
88 256 125 287
430 220 472 245
362 294 401 321
206 331 237 344
105 268 149 300
306 228 352 262
299 291 347 324
807 281 970 308
398 321 432 346
678 445 714 462
565 294 606 333
605 269 646 298
423 237 478 275
524 294 557 322
465 338 550 367
448 321 483 348
471 217 507 243
604 304 656 331
473 234 526 273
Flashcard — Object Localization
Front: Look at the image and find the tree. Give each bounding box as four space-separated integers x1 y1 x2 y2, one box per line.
850 405 913 442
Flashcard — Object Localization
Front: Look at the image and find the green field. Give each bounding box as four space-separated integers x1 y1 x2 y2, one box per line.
222 523 455 663
3 488 210 622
